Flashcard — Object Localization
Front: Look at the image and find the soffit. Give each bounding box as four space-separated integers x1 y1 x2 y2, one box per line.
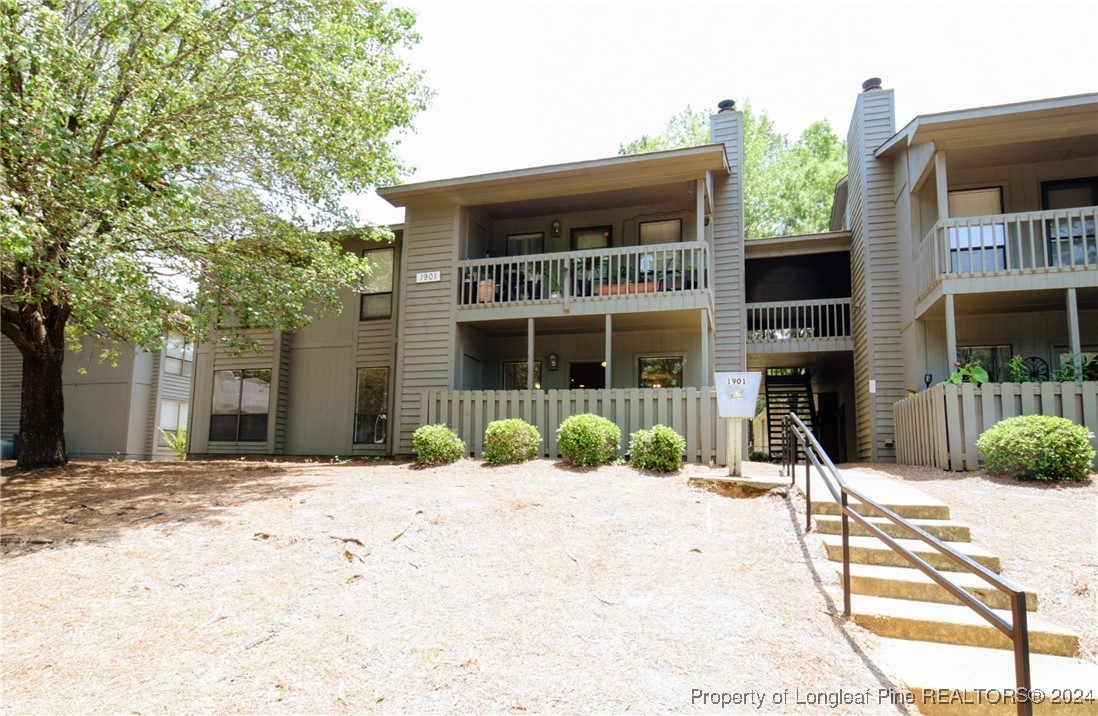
378 145 728 208
878 94 1098 158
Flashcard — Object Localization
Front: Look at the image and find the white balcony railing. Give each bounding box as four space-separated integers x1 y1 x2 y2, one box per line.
915 206 1098 300
746 298 852 341
457 242 709 307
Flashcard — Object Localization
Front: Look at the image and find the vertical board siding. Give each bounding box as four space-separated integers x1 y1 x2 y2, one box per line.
421 388 725 464
894 382 1098 471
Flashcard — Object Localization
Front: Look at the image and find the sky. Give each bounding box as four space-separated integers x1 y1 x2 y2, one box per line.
347 0 1098 226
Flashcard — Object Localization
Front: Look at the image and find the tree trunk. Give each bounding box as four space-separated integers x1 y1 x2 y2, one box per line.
5 303 70 471
17 339 68 470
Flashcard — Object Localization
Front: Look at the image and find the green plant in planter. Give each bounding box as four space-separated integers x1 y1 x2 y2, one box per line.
1008 354 1029 383
946 359 989 386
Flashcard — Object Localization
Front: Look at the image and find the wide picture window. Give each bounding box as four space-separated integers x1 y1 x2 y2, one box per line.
209 369 270 441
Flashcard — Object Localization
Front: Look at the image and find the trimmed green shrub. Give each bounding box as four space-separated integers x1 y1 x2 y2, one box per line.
412 423 466 465
976 415 1095 482
748 449 771 463
483 418 542 465
557 413 620 466
629 425 686 472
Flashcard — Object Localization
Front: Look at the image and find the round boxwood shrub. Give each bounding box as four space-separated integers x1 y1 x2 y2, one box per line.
412 423 466 465
557 413 620 466
629 425 686 473
483 418 541 465
976 415 1095 482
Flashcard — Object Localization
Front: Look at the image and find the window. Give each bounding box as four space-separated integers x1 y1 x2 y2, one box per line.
506 232 544 256
947 188 1006 273
570 225 611 251
1042 177 1098 267
164 332 194 376
639 219 682 245
503 361 541 390
354 367 389 444
639 356 683 389
958 345 1011 383
360 247 394 320
158 400 189 446
209 369 270 441
1056 348 1098 381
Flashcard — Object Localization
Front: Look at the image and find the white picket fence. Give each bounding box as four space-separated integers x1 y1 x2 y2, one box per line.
420 388 726 463
894 382 1098 471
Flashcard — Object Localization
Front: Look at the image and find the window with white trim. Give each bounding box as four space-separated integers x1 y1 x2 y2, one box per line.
158 399 190 446
164 332 194 376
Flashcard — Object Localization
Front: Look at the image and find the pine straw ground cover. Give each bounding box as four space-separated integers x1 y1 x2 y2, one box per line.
0 458 913 715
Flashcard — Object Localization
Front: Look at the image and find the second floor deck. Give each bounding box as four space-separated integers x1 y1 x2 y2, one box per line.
455 241 714 319
915 206 1097 310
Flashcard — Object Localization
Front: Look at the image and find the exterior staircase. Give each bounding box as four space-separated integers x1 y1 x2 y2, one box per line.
765 368 814 461
806 474 1097 713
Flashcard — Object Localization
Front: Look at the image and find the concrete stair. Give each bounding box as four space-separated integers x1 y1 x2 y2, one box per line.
848 563 1038 612
794 466 1097 712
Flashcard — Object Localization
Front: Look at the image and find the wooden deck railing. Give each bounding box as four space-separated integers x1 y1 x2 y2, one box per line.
420 387 725 463
745 298 851 341
456 242 709 307
915 206 1098 301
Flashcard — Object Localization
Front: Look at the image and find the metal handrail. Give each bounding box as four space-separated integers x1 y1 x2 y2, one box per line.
782 413 1033 716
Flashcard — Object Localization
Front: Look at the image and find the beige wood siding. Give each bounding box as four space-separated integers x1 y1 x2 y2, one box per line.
710 110 746 372
1 336 23 441
393 205 457 453
848 88 901 461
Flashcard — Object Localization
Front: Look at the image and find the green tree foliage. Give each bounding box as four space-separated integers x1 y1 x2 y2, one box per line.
1 1 428 469
619 104 847 239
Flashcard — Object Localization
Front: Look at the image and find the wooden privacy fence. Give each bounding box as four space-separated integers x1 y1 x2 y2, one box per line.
421 388 726 463
894 382 1098 471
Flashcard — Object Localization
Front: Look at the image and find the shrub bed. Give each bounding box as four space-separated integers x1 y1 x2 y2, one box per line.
483 419 541 465
629 425 686 472
557 413 620 466
412 424 466 465
976 415 1095 482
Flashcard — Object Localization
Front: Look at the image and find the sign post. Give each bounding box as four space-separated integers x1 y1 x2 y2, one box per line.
714 372 763 477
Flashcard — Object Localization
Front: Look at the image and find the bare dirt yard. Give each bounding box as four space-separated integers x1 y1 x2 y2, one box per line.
2 457 1094 714
2 458 909 715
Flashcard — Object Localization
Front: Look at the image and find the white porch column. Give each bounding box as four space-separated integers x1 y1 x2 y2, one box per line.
604 314 612 388
700 308 709 386
945 293 957 369
527 318 535 390
935 151 950 221
696 179 706 245
1067 288 1082 365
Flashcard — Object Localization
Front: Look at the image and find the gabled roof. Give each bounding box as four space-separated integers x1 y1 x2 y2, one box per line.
377 144 729 207
876 93 1098 157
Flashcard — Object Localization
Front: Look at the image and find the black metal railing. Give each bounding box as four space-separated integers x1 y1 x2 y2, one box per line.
782 413 1033 715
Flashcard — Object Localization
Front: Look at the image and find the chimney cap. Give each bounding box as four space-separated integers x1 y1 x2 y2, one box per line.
862 77 883 92
717 99 736 113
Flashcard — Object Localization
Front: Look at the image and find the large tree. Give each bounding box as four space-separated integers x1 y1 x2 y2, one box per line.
619 104 847 238
1 1 428 470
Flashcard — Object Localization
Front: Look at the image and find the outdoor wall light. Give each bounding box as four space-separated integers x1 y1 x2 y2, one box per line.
924 373 933 388
548 352 559 370
551 220 561 238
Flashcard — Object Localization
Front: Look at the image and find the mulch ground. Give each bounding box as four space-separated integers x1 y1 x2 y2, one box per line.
2 458 911 714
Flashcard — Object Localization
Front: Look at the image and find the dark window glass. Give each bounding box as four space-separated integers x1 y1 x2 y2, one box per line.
210 369 270 441
355 367 389 444
639 357 683 388
503 361 542 390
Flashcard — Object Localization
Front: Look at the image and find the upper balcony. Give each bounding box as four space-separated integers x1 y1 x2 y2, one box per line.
455 241 712 320
915 206 1098 306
